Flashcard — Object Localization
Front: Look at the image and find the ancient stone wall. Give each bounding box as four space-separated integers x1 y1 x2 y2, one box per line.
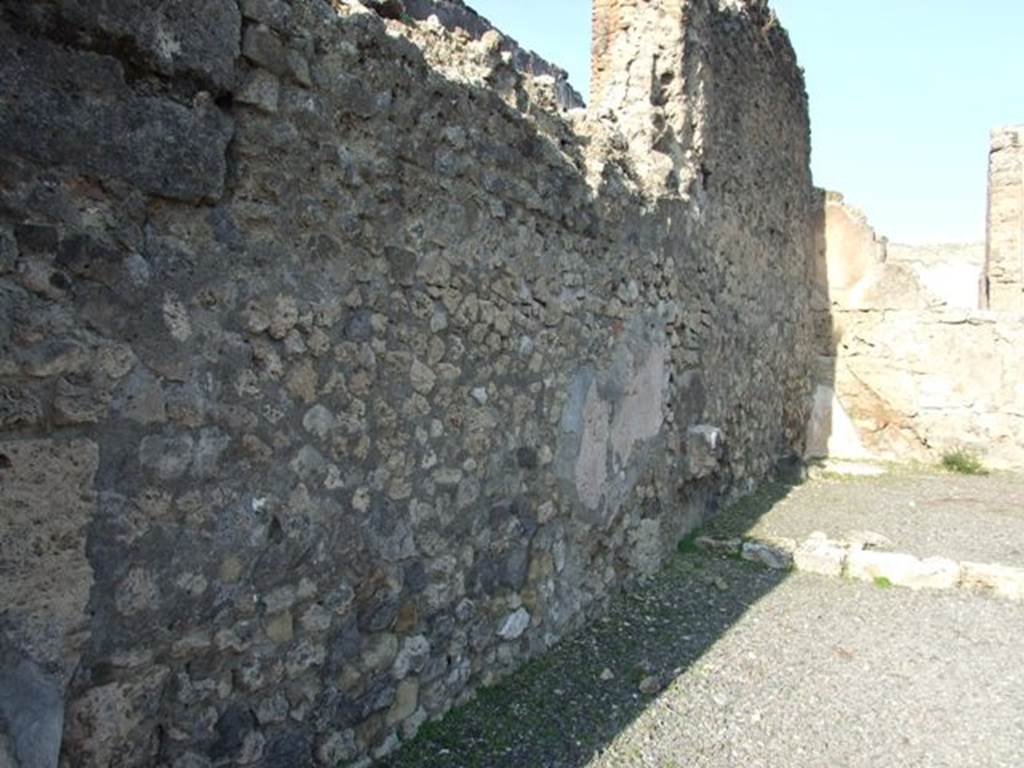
402 0 584 110
0 1 816 765
591 0 632 108
986 126 1024 309
808 195 1024 468
826 309 1024 467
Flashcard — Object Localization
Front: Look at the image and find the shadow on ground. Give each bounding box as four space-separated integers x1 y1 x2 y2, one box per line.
381 482 796 768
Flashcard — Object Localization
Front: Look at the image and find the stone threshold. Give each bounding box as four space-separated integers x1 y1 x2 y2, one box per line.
695 532 1024 602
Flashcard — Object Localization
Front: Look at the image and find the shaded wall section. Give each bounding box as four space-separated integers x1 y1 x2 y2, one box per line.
0 1 817 765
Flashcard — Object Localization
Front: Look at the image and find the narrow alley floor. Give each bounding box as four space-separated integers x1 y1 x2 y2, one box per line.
383 468 1024 768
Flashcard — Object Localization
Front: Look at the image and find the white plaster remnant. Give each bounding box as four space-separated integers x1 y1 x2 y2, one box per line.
611 343 667 466
575 381 611 512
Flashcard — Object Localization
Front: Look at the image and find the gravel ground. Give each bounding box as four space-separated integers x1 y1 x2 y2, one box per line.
383 550 1024 768
703 469 1024 566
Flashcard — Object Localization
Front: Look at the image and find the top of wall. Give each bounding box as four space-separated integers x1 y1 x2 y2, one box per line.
387 0 585 109
992 125 1023 145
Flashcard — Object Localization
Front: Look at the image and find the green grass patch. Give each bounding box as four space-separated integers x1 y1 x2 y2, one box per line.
676 532 701 555
940 449 988 476
873 576 893 590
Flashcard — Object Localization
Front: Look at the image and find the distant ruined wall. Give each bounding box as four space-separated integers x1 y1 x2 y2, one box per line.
0 1 816 766
986 126 1024 309
809 195 1024 468
591 0 632 108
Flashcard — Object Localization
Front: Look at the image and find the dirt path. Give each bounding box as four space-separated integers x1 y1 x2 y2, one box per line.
383 470 1024 768
705 468 1024 567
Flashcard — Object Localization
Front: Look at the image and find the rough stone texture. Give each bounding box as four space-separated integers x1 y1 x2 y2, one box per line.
828 310 1024 467
961 561 1024 602
698 525 1024 603
792 533 845 577
845 550 962 591
0 660 64 768
0 440 99 676
0 1 816 765
383 548 1024 767
2 0 241 92
402 0 584 110
0 22 233 202
808 194 1024 468
0 440 97 768
740 539 795 571
986 126 1024 310
590 0 630 108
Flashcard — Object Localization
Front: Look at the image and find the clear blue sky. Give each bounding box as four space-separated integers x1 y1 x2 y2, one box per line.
468 1 1024 244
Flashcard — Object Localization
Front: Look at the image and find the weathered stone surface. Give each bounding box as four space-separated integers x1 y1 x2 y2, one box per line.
741 539 796 571
820 193 888 306
846 550 961 591
8 0 240 91
497 609 531 641
0 1 818 764
403 0 583 109
685 425 724 479
812 193 1024 468
695 536 742 557
986 126 1024 310
826 310 1024 468
0 440 98 680
793 534 846 577
0 659 63 768
960 561 1024 602
0 25 233 202
64 669 169 767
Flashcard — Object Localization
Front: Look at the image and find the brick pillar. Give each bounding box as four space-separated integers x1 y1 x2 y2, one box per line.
591 0 636 108
986 126 1024 310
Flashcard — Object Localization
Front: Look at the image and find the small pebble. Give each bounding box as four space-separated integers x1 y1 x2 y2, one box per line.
639 675 664 695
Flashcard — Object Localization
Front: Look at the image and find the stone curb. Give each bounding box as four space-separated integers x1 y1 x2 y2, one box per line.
694 533 1024 602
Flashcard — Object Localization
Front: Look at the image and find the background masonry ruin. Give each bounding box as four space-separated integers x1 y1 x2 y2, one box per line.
0 0 818 765
807 126 1024 469
986 126 1024 310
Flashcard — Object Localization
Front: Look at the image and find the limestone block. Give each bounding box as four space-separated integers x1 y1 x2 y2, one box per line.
793 534 846 577
960 562 1024 602
846 550 960 591
909 558 963 592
